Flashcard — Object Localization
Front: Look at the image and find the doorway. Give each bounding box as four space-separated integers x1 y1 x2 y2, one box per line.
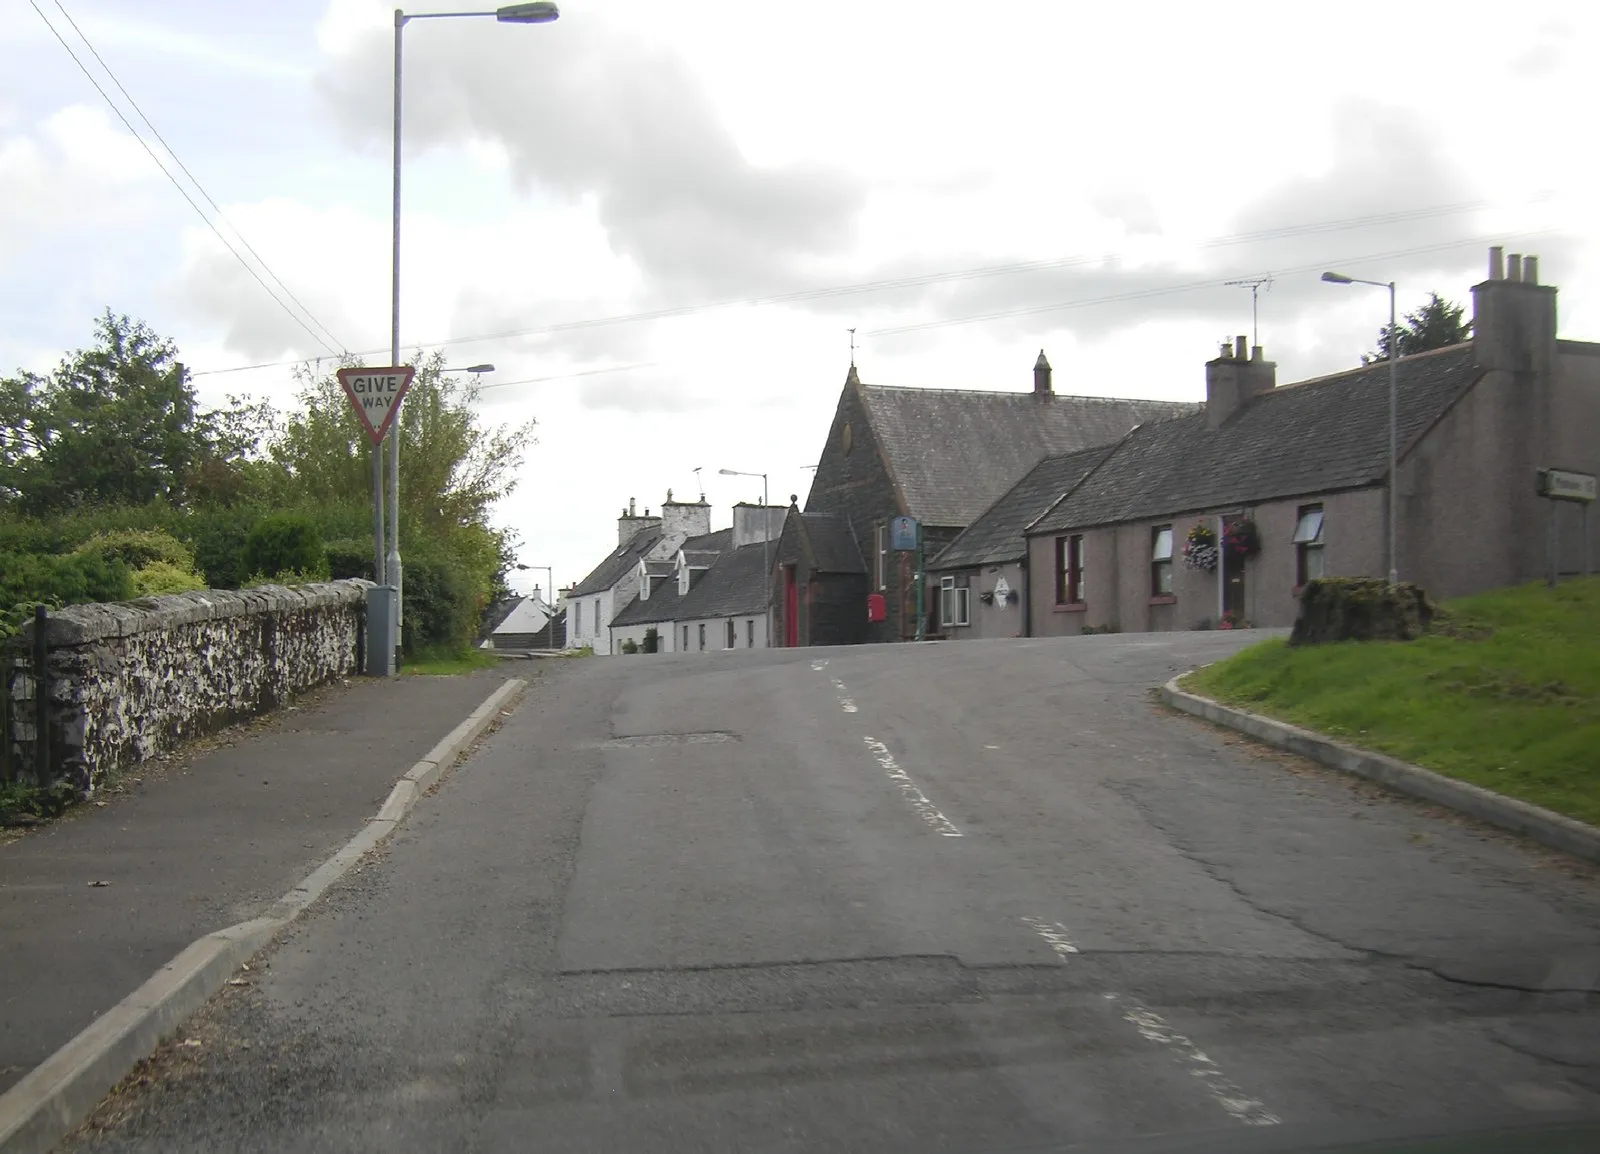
784 565 800 647
1222 515 1247 619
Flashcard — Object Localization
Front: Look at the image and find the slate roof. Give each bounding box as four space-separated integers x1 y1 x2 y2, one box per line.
800 513 867 574
682 528 733 553
571 527 662 596
929 443 1120 570
676 542 771 620
859 384 1195 528
1031 344 1481 534
609 580 685 627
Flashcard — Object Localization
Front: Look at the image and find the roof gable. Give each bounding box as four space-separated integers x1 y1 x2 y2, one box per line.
857 383 1194 527
1030 344 1481 534
801 513 867 573
675 542 771 620
929 443 1119 570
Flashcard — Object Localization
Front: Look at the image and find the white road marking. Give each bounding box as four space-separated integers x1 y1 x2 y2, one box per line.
1022 924 1279 1129
1020 916 1079 958
862 736 962 836
810 659 829 670
830 677 858 713
1107 995 1280 1127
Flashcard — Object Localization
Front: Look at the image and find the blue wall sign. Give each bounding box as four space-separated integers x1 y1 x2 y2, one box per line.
890 515 919 552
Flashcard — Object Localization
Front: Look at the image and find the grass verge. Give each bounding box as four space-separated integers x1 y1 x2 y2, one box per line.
401 646 501 676
1183 577 1600 827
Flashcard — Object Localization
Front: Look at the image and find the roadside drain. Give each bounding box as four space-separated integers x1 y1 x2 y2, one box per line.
600 732 740 749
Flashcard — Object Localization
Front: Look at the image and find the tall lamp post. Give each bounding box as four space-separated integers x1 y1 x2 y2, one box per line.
1321 270 1399 585
719 468 771 646
390 3 558 661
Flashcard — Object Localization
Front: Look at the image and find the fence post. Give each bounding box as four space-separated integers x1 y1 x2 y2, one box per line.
33 605 48 784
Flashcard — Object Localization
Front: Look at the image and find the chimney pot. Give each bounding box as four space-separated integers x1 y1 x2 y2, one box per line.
1508 254 1523 282
1220 340 1232 359
629 497 636 516
1489 246 1505 280
1234 335 1248 360
1033 349 1052 395
1524 255 1539 285
1251 344 1263 362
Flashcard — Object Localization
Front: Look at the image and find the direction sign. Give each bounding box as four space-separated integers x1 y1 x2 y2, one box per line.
1537 467 1597 503
337 366 417 445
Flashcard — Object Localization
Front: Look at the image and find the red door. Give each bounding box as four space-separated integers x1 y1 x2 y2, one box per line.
784 566 800 647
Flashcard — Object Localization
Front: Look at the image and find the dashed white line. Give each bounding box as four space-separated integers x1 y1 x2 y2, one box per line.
1022 921 1279 1129
810 659 829 670
1020 915 1079 958
862 736 962 836
830 677 858 713
1106 995 1280 1127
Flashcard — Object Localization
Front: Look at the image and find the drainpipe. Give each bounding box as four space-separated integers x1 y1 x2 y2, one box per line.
1020 551 1032 637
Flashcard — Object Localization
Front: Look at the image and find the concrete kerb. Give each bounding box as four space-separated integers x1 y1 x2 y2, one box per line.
1162 675 1600 865
0 676 528 1154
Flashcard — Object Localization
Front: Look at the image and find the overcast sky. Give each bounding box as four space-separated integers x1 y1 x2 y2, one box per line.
3 0 1593 594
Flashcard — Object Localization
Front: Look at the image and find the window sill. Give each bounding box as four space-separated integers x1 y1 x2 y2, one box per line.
1148 594 1177 606
1053 602 1087 613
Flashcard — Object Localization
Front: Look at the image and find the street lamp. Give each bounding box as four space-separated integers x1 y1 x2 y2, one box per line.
719 468 771 647
1322 270 1399 585
447 363 496 375
390 5 558 663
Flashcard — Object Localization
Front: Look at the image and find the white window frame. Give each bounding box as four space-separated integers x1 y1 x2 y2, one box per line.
876 524 888 591
939 575 970 628
1151 525 1174 596
1294 505 1326 584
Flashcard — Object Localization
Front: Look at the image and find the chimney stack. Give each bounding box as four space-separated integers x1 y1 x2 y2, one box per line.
1205 336 1276 429
1033 350 1053 396
1472 245 1557 375
617 496 663 546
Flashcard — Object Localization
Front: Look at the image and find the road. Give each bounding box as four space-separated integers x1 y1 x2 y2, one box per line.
73 634 1600 1153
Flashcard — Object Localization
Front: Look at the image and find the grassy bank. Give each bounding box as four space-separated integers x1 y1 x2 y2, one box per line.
401 647 502 677
1183 577 1600 826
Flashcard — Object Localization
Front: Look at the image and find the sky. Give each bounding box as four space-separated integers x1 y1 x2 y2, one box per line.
2 0 1595 596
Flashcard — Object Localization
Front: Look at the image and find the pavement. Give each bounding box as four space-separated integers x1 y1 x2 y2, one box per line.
0 665 515 1098
30 633 1600 1152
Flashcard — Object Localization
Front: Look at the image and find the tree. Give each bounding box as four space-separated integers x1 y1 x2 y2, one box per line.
0 312 267 514
1366 293 1471 363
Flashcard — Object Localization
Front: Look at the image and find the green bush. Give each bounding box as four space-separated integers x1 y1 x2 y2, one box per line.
0 551 134 639
241 513 324 582
325 537 376 582
642 627 660 654
71 528 195 572
131 560 207 596
622 638 639 654
182 506 264 590
401 553 476 656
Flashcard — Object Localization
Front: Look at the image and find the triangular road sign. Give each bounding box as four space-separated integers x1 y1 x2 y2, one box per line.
337 366 417 445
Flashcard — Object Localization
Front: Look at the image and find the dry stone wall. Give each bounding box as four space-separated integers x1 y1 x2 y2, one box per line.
9 581 370 793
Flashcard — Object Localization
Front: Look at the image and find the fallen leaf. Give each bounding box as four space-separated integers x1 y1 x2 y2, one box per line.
87 880 110 888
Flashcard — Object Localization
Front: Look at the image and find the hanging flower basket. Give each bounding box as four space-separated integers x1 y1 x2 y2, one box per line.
1183 522 1219 573
1223 518 1261 559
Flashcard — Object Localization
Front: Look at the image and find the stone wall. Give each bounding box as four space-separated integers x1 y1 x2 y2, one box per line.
8 581 370 793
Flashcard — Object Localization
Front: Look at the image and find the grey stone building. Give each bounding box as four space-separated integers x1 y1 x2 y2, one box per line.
1022 247 1599 636
925 444 1118 639
771 507 869 648
801 356 1194 643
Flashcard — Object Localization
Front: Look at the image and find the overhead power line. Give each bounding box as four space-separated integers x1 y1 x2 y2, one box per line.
32 0 346 359
189 190 1552 380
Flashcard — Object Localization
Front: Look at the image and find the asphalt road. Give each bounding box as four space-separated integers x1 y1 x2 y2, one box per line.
72 634 1600 1153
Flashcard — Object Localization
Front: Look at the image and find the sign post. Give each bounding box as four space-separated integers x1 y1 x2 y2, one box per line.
1536 467 1596 587
338 367 416 670
890 516 923 641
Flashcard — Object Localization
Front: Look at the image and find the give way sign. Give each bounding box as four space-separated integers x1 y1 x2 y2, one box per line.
337 366 416 445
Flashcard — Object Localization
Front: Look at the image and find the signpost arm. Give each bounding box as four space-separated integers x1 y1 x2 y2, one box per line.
388 8 406 660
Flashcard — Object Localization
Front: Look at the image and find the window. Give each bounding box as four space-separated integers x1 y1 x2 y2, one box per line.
574 601 581 634
746 619 755 647
939 575 970 627
1055 535 1085 604
726 620 736 649
593 600 600 635
682 625 689 650
1151 525 1174 596
875 524 888 591
698 623 706 650
1294 504 1326 585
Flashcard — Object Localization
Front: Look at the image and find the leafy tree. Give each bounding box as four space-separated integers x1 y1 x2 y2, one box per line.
0 312 270 514
1366 293 1471 363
